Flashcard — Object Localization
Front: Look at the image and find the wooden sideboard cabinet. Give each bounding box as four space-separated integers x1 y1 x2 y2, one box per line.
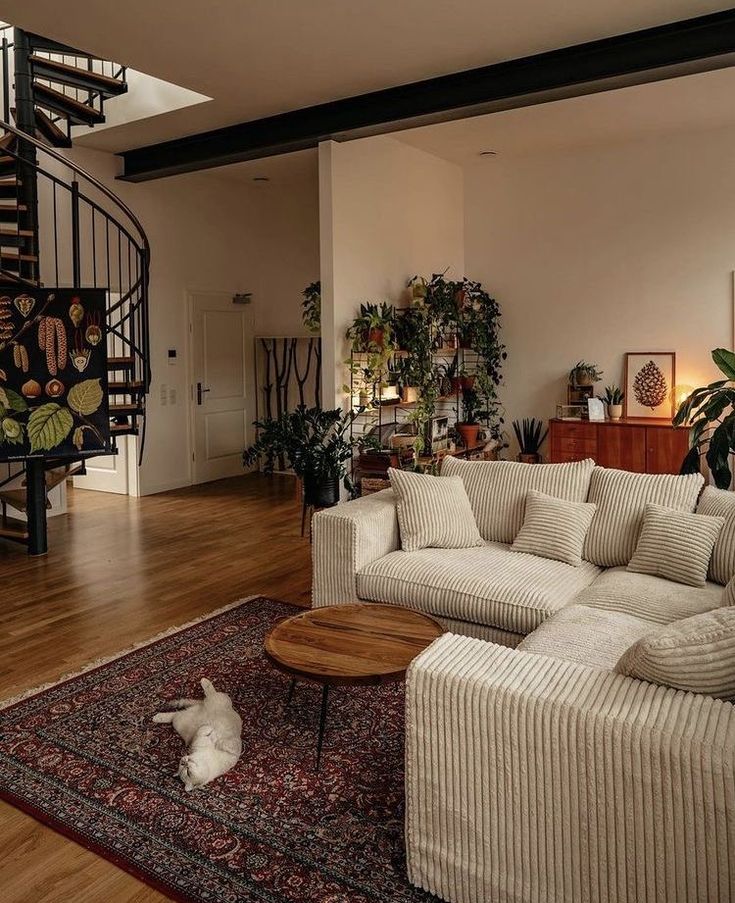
548 418 689 474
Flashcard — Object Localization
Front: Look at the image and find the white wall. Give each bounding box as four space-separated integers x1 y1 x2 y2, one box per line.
320 135 464 407
463 125 735 442
37 147 319 494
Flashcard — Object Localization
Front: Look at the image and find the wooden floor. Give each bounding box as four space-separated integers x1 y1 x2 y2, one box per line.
0 474 312 902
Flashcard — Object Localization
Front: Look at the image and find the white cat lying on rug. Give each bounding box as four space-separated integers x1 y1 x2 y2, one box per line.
153 678 243 792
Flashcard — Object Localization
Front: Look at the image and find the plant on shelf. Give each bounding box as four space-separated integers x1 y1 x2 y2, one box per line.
456 386 485 449
512 417 549 464
569 360 603 386
243 405 356 506
603 385 625 420
345 302 397 391
675 348 735 488
301 281 321 335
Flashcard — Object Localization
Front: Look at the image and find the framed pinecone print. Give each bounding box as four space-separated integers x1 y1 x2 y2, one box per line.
624 351 676 420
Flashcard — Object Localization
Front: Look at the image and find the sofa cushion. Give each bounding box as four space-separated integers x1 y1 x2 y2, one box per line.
441 456 595 543
517 604 653 670
388 468 483 552
574 566 724 624
582 467 704 567
511 490 596 566
697 485 735 585
357 543 601 634
627 504 724 587
616 607 735 701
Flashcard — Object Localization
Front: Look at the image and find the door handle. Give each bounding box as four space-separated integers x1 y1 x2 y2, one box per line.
196 382 211 405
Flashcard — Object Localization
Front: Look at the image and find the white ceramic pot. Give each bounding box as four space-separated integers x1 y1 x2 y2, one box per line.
608 403 623 420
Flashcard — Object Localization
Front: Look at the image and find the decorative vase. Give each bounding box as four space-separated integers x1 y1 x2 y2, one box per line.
358 391 371 407
303 475 340 508
400 386 419 403
379 383 399 402
518 452 541 464
608 404 623 421
456 423 481 449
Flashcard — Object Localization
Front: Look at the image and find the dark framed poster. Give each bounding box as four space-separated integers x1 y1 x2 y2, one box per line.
0 287 111 461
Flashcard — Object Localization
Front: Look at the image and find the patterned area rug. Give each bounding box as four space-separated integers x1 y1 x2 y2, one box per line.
0 597 438 903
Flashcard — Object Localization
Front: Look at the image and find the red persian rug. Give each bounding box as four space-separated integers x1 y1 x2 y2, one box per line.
0 597 439 903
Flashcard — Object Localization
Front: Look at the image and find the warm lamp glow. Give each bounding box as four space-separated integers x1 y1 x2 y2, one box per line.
674 384 694 409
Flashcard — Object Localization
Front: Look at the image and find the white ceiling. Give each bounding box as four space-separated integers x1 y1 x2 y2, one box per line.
0 0 730 152
394 67 735 164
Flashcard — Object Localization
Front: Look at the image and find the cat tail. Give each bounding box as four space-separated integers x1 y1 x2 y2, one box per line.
200 678 217 697
168 698 199 709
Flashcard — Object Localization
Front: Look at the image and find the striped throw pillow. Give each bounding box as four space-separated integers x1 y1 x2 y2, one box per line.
616 607 735 701
627 504 724 586
388 468 483 552
725 576 735 607
697 486 735 585
583 468 704 567
440 457 595 543
511 490 597 566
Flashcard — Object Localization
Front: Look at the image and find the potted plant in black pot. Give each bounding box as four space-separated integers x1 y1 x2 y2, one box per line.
243 405 356 507
512 417 549 464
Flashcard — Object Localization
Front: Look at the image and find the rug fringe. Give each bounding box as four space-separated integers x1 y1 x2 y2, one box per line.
0 595 262 711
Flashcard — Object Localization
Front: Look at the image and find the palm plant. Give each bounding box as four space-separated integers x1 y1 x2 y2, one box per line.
675 348 735 488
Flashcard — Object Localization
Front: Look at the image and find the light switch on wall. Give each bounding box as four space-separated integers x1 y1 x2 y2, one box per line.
169 387 177 405
160 384 168 406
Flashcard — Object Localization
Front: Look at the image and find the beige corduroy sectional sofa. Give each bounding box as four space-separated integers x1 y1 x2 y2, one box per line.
312 457 735 903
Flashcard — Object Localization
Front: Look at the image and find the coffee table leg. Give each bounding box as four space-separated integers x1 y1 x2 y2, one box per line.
285 677 296 708
315 685 329 771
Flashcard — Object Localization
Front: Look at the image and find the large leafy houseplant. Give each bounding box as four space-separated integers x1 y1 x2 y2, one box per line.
301 281 321 335
675 348 735 488
244 405 356 503
345 302 397 391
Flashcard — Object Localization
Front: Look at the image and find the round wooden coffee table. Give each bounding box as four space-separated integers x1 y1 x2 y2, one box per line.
264 603 444 769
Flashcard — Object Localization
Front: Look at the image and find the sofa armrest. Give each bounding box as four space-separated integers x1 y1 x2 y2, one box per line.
406 634 735 903
311 488 400 606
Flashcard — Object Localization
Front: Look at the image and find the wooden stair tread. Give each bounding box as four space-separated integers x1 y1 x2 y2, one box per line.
33 107 72 148
110 422 138 434
30 55 126 96
109 403 141 413
0 228 33 237
0 520 29 541
0 201 27 210
34 82 106 125
0 176 19 186
107 356 135 368
0 249 39 261
0 488 51 512
108 380 144 391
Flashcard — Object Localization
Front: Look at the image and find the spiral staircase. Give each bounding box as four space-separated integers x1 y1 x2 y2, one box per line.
0 26 151 553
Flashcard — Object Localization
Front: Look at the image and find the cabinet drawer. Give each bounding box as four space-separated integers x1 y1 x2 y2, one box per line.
552 422 597 441
556 436 597 459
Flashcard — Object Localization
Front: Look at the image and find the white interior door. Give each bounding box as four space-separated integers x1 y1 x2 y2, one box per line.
190 292 250 484
72 435 138 495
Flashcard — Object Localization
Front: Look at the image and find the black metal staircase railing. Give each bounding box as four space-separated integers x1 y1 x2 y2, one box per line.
0 25 151 554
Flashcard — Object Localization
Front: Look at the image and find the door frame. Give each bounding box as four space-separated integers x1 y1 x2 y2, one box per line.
185 289 255 486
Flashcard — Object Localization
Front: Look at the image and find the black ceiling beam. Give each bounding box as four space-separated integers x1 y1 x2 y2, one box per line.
119 9 735 182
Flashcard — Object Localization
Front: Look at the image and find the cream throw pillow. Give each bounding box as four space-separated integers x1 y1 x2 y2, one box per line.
616 607 735 701
388 468 483 553
627 504 724 587
511 490 597 567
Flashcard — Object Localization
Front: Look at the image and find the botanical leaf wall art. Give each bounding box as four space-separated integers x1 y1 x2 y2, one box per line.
0 288 110 460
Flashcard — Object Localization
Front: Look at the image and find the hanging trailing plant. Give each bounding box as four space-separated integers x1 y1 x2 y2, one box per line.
301 281 321 335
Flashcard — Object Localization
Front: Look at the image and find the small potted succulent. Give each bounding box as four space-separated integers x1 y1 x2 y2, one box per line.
512 417 549 464
603 385 624 420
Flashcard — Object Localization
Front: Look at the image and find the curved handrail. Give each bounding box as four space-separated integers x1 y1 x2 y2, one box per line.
0 118 150 262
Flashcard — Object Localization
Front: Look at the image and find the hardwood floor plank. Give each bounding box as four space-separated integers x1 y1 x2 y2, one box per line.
1 473 312 902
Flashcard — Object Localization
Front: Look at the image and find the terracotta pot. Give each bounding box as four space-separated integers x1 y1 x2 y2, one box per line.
456 423 481 449
460 375 476 390
367 326 384 348
400 386 419 403
450 377 462 394
518 452 541 464
608 403 623 421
